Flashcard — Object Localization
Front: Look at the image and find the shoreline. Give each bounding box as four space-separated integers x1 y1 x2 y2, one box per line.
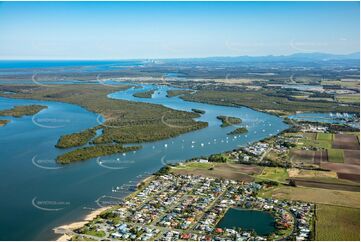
54 175 155 241
53 206 111 241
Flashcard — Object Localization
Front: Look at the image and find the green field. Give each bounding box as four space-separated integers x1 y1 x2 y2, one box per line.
336 94 360 104
316 133 333 141
256 167 289 183
260 186 360 208
322 80 360 88
316 204 360 241
327 149 344 163
175 161 215 170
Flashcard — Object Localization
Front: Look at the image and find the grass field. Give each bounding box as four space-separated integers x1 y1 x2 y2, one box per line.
260 186 360 208
315 204 360 241
316 133 333 141
336 94 360 104
171 162 262 182
321 80 360 88
328 149 344 163
287 168 338 179
256 167 288 183
176 162 215 169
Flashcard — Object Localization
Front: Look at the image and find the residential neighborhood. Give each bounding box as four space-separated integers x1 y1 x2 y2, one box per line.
72 174 314 241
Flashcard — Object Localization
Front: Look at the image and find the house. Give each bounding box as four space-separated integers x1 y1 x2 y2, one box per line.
199 159 209 163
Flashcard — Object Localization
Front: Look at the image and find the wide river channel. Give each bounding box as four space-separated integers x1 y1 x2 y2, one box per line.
0 83 288 240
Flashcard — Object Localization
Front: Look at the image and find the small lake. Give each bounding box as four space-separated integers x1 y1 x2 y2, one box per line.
217 208 276 236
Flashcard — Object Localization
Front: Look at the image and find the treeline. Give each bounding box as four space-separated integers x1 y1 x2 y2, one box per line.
217 115 242 127
56 144 141 164
0 105 47 117
55 128 98 148
228 127 248 135
133 90 155 98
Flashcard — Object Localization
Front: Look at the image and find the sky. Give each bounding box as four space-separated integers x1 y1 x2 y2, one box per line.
0 1 359 60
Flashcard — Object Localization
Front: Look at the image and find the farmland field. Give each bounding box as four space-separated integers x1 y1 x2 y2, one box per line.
336 94 360 104
260 186 360 208
327 149 344 163
317 133 333 141
171 162 262 182
315 204 360 241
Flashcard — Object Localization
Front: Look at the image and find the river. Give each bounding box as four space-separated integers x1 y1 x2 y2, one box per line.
0 83 288 240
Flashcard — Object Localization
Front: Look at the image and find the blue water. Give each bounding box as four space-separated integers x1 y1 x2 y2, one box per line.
0 60 143 69
289 112 359 128
217 208 276 236
0 83 288 240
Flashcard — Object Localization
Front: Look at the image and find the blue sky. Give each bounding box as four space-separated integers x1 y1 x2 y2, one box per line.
0 1 359 59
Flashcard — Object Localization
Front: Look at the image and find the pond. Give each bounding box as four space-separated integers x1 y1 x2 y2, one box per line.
216 208 276 236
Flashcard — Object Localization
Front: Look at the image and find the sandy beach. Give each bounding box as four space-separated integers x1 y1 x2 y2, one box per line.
54 206 111 241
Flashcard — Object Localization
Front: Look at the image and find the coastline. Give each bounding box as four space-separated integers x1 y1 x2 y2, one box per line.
54 175 155 241
54 206 111 241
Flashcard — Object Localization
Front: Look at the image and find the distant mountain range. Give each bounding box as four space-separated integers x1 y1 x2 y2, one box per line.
163 52 360 63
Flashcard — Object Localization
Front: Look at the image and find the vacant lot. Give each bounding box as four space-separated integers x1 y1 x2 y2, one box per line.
172 162 262 182
327 149 344 163
317 133 333 141
336 94 360 104
256 167 288 183
289 177 359 192
290 150 316 163
320 162 360 182
315 204 360 241
344 150 360 165
260 186 360 208
287 168 338 178
333 134 360 150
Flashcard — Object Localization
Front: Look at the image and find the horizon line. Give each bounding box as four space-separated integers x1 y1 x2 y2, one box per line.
0 51 360 61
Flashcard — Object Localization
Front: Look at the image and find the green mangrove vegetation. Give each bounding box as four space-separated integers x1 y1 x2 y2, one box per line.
0 119 10 126
56 144 141 164
180 89 359 115
0 104 47 117
0 85 207 160
228 127 248 135
55 128 98 148
166 90 193 97
133 90 155 98
217 115 242 127
191 108 205 114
